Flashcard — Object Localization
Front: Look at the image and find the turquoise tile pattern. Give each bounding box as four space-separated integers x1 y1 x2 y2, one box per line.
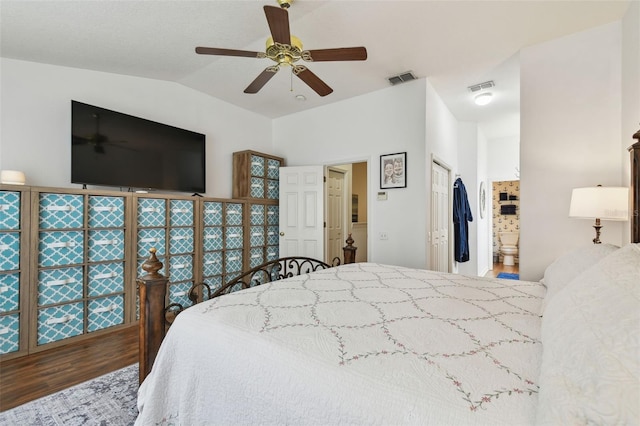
37 302 84 345
87 295 124 332
0 191 20 230
0 314 19 353
39 194 83 229
37 267 83 306
0 273 20 312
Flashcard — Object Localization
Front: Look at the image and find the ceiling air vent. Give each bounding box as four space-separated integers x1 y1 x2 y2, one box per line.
388 71 417 85
467 80 495 93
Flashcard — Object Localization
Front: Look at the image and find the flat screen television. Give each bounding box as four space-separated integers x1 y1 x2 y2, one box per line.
71 100 206 193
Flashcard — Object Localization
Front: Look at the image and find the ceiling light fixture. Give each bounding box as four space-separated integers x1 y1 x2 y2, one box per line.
474 92 493 106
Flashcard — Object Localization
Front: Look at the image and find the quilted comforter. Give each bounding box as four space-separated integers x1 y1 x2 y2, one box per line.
136 263 546 425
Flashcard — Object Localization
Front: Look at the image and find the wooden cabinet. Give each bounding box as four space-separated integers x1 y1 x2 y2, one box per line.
30 188 131 353
233 151 285 200
0 186 29 358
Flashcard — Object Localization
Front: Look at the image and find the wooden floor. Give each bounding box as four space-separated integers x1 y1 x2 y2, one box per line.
485 262 519 278
0 324 138 412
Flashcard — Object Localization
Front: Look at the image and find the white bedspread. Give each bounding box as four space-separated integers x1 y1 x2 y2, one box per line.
136 263 545 425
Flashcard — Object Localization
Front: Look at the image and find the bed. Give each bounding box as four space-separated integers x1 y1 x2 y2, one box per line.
135 243 639 425
135 137 640 425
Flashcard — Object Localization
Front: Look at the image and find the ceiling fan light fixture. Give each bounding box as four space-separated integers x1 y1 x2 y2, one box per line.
474 92 493 106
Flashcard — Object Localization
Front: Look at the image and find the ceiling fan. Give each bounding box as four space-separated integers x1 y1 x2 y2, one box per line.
195 0 367 97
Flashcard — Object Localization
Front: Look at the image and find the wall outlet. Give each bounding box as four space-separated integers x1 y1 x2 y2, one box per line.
379 232 388 240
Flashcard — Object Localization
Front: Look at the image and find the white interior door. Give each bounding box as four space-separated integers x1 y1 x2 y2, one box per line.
431 161 450 272
279 165 324 259
326 168 346 263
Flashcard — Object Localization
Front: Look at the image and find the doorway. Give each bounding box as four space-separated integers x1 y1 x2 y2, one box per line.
430 159 451 272
325 161 368 264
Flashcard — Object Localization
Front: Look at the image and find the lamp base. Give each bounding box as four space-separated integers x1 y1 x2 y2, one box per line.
592 218 602 244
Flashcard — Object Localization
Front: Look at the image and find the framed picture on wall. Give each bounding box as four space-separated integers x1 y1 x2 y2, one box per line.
380 152 407 189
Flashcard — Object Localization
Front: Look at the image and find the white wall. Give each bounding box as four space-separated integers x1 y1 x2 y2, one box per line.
520 22 625 281
621 0 640 238
0 58 272 198
273 79 429 269
487 135 520 182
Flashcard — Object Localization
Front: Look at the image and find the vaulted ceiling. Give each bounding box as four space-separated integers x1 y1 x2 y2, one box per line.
0 1 630 140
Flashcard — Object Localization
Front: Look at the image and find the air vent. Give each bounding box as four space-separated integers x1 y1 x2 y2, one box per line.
388 71 417 85
467 80 495 93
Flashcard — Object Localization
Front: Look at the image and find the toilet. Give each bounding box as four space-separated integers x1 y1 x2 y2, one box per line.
499 232 519 266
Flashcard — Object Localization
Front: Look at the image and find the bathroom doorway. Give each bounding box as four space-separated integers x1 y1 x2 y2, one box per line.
491 180 520 276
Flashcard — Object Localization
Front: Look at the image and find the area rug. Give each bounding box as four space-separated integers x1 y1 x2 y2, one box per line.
0 364 138 425
496 272 520 280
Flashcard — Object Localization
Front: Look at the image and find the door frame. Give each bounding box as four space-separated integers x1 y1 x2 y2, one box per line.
323 156 371 264
430 155 453 272
325 166 348 263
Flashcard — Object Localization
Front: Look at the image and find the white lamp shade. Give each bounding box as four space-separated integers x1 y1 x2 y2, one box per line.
569 186 629 221
0 170 26 185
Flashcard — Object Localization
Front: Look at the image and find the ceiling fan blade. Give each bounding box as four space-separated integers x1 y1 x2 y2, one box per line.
195 47 263 58
264 5 291 45
244 66 280 94
303 47 368 62
294 65 333 97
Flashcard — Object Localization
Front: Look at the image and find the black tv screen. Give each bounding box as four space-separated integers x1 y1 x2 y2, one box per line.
71 101 206 193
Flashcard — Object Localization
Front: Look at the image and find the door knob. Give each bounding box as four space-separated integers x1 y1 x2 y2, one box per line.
279 232 284 236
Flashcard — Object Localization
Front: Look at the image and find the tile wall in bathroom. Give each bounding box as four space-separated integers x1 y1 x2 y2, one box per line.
492 180 520 261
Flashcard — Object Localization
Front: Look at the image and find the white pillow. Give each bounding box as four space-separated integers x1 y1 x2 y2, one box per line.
535 243 640 425
541 243 619 312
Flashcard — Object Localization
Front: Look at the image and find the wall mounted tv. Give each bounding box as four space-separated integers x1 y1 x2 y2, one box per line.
71 100 206 193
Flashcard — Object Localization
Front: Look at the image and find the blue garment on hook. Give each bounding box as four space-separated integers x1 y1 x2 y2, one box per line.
453 177 473 262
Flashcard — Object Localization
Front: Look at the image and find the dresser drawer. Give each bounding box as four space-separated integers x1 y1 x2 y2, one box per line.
87 295 124 332
137 198 166 227
225 227 243 250
168 282 191 307
266 158 281 179
37 267 83 306
0 232 20 271
37 302 84 345
249 247 264 268
0 191 20 230
250 154 265 176
39 193 84 229
203 251 223 277
225 250 243 275
88 262 124 297
203 276 223 298
249 226 265 247
267 205 279 225
250 204 265 225
38 231 84 267
88 229 125 262
203 202 223 226
0 272 20 312
137 228 166 258
266 246 279 262
169 200 194 227
266 179 279 200
88 196 125 228
250 177 264 198
203 227 223 251
267 226 279 246
169 227 194 255
0 313 20 354
225 204 243 226
168 255 193 282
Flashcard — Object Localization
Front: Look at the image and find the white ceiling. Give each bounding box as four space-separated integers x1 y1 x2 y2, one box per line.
0 0 630 140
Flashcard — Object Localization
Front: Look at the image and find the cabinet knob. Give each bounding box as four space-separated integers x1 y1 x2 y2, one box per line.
279 232 284 236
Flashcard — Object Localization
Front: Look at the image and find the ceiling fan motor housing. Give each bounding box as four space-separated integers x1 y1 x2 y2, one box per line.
266 36 303 66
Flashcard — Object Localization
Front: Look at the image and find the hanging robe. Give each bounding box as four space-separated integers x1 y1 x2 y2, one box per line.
453 177 473 262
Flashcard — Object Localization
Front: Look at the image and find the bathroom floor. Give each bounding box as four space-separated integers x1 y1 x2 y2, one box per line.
486 262 519 278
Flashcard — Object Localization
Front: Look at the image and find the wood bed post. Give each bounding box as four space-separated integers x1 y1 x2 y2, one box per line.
137 248 168 384
343 233 357 264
